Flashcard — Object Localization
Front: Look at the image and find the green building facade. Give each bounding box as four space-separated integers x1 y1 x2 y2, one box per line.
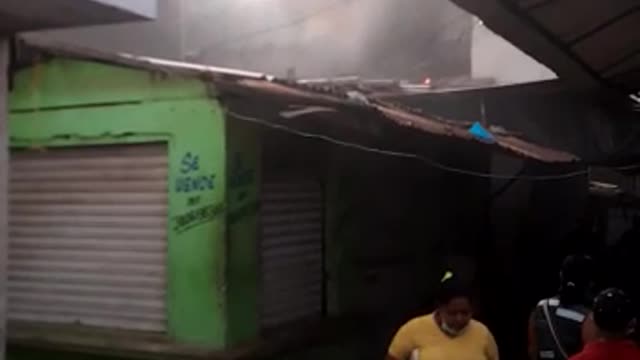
6 50 492 360
8 57 259 357
6 50 377 360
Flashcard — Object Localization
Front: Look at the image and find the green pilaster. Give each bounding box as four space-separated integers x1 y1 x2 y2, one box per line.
225 120 261 344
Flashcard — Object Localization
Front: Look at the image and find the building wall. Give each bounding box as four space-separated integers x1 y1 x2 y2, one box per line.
324 139 492 359
5 55 366 359
5 54 502 360
8 58 228 348
225 120 261 345
0 38 8 360
215 116 494 359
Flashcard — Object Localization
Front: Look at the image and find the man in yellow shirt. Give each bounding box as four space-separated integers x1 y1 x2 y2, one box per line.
386 273 499 360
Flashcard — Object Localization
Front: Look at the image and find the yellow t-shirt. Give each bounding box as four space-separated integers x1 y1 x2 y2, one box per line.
388 314 499 360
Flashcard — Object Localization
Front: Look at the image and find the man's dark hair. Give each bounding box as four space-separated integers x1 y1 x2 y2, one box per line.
559 254 595 306
593 288 635 334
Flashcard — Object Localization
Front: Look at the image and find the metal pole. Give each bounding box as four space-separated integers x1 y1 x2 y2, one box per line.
0 37 9 360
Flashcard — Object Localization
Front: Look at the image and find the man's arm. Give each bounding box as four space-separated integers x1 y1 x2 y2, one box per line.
581 312 597 345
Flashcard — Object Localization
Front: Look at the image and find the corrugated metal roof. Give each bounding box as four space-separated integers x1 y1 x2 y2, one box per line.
15 39 578 163
452 0 640 92
217 77 576 162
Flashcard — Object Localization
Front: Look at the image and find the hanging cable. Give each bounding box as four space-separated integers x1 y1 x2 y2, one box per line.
224 108 590 181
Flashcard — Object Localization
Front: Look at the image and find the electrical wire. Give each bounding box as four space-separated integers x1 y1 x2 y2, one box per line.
225 108 590 181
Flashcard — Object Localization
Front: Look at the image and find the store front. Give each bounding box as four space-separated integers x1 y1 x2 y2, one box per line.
0 2 156 359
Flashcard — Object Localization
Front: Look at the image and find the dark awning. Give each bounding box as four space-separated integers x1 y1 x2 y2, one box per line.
452 0 640 92
0 0 156 33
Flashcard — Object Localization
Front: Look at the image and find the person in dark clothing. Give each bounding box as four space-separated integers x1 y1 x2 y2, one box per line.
570 288 640 360
606 216 640 343
528 255 595 360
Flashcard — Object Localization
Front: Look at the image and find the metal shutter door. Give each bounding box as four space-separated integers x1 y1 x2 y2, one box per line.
259 180 324 329
8 144 168 332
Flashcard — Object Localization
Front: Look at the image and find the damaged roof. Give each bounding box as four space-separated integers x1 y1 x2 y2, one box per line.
14 39 578 164
452 0 640 92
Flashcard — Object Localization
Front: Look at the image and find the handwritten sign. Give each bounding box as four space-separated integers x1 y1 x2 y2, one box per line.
229 152 255 204
173 203 225 234
175 152 216 193
187 196 202 207
229 152 254 189
180 152 200 174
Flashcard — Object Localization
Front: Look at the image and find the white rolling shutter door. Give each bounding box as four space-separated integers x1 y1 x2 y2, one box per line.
8 144 168 332
259 179 324 329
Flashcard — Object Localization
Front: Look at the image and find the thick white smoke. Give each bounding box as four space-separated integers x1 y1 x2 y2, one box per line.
26 0 473 81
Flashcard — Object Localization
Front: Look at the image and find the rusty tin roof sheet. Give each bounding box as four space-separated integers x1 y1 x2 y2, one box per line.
16 39 578 163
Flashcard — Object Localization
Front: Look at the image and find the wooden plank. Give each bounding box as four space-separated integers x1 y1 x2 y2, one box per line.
0 37 9 360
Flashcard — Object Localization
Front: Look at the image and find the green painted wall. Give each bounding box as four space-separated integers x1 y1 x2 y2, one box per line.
6 57 368 360
10 59 206 111
225 121 261 344
9 59 228 348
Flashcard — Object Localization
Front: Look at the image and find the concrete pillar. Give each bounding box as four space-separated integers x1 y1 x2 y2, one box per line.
0 37 8 360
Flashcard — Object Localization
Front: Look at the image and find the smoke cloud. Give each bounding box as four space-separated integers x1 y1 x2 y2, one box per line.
26 0 472 81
